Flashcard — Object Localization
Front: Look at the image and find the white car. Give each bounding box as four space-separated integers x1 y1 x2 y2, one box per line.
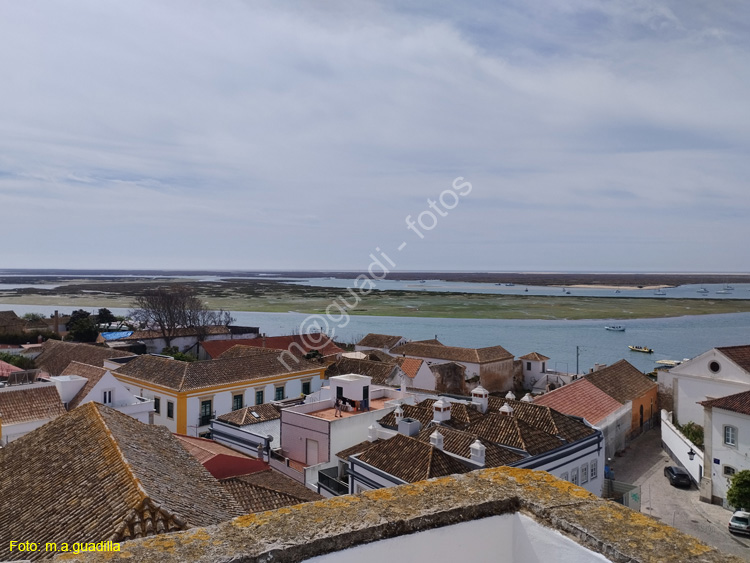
729 511 750 535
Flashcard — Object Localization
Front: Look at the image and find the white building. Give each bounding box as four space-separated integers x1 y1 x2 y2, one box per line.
112 350 325 437
0 383 66 445
210 403 281 459
659 345 750 426
53 361 154 424
700 390 750 506
345 387 605 498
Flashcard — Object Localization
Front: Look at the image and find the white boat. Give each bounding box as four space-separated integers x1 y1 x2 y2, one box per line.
654 289 666 296
605 325 625 331
697 287 709 294
716 290 731 294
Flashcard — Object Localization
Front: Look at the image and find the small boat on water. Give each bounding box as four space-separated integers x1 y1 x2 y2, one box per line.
605 325 625 331
697 287 709 294
505 283 515 286
654 289 666 296
716 290 731 294
629 345 653 354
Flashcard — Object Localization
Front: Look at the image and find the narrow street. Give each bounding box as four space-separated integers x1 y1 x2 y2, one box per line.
609 428 750 560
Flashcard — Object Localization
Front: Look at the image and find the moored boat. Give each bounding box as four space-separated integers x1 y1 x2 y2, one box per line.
629 345 653 353
605 325 625 331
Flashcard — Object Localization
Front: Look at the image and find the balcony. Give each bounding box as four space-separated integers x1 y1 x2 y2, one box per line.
318 466 349 496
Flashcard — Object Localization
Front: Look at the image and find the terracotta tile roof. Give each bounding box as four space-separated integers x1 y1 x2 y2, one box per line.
519 352 550 361
60 361 109 409
717 345 750 373
203 335 343 360
114 351 322 392
0 384 66 426
396 357 424 379
416 399 484 428
35 339 131 376
415 426 524 467
413 338 444 345
0 360 22 378
701 390 750 416
465 413 563 455
584 359 656 403
175 435 254 464
0 402 242 561
355 433 471 483
532 379 625 425
336 440 378 461
365 349 398 363
215 346 284 360
221 469 322 513
487 397 595 443
325 357 399 386
0 310 25 332
378 403 435 429
216 403 281 426
390 342 513 364
356 333 404 349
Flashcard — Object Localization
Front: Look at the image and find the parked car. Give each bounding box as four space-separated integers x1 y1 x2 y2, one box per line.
664 465 691 488
729 511 750 535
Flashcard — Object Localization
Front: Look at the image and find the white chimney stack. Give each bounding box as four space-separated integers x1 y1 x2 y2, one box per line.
505 391 516 401
470 439 486 465
521 393 533 403
394 405 404 425
429 430 444 450
432 398 451 423
471 386 489 414
367 424 378 443
499 402 514 416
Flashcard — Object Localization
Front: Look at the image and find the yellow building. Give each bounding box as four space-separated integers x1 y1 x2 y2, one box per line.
111 349 325 437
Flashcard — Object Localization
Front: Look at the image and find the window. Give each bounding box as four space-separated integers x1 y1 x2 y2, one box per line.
102 390 112 405
275 386 285 401
167 401 174 419
571 468 579 486
154 396 161 415
560 472 568 482
590 460 597 479
724 466 737 477
200 399 213 426
541 362 546 373
709 361 721 374
581 463 588 484
256 390 264 405
302 381 311 395
526 362 531 371
725 425 738 447
233 394 244 411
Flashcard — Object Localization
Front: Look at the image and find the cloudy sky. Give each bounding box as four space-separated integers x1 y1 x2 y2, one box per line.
1 1 748 272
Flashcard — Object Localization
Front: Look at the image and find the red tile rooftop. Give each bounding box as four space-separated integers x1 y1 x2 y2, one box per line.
309 397 391 420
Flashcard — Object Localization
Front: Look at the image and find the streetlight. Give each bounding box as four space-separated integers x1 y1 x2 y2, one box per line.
687 448 696 461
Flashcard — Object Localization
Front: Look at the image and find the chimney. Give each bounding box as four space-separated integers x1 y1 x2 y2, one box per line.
398 417 421 437
367 424 378 443
471 386 489 414
470 439 486 465
499 402 514 416
432 398 451 423
521 393 533 403
394 405 404 425
262 335 266 348
429 430 444 450
53 310 59 334
505 391 516 401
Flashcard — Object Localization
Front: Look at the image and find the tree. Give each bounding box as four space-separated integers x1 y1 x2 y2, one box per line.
22 312 45 322
67 317 99 342
130 285 234 349
96 308 117 325
728 470 750 510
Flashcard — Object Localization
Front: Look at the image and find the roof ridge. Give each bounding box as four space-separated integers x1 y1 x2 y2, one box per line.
178 361 190 392
89 403 150 504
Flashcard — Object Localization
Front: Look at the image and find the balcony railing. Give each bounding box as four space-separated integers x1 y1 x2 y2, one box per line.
318 466 349 496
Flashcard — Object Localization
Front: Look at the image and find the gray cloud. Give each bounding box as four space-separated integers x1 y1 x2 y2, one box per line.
0 0 748 271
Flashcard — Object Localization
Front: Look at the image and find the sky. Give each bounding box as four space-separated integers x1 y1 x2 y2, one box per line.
1 1 748 273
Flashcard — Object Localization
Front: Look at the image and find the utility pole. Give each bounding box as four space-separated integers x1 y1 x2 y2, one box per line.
576 346 580 375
